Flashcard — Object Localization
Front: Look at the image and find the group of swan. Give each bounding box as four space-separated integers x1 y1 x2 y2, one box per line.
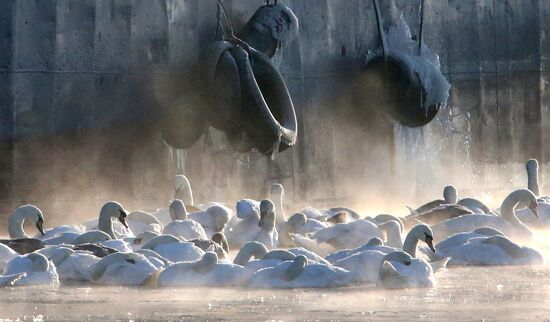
1 159 548 289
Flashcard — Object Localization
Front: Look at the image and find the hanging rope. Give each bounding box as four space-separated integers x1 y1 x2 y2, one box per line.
418 0 425 56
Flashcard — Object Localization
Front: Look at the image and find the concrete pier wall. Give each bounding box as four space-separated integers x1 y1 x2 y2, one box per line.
0 0 548 224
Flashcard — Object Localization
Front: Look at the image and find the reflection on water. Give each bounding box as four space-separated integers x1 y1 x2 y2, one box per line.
1 265 550 321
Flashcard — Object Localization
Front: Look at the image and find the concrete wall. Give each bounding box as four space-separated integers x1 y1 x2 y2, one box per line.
0 0 549 225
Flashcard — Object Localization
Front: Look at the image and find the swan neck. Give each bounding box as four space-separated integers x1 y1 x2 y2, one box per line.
385 223 403 249
234 242 268 266
273 191 286 224
8 211 29 238
527 166 540 196
500 191 524 226
98 209 116 239
402 232 419 257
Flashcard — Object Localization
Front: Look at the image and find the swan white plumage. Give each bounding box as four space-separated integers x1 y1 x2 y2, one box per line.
187 205 232 238
291 219 385 255
377 256 435 289
431 189 539 241
125 210 163 235
324 224 435 263
157 252 248 287
429 228 543 266
248 255 353 288
8 205 45 238
48 246 100 282
334 250 413 283
225 199 261 249
90 252 159 286
278 212 328 247
162 199 208 240
140 235 204 263
4 253 59 286
252 200 279 250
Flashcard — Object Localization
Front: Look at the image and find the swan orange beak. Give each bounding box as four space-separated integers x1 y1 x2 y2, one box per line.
529 202 539 219
426 238 436 253
118 209 129 229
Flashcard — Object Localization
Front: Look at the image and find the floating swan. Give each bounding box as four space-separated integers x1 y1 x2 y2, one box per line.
4 253 59 286
157 252 247 287
404 204 473 228
377 255 434 289
125 210 163 235
248 255 353 288
412 185 458 213
324 224 435 263
427 228 542 266
8 204 45 238
90 252 159 286
188 205 233 238
431 189 538 241
291 219 385 255
48 246 100 282
225 199 261 249
270 183 360 223
162 199 208 240
334 250 412 283
278 212 329 247
141 234 204 263
252 200 279 250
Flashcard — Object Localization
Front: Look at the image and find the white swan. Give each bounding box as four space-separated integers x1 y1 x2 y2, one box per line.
324 224 435 263
252 200 279 250
8 205 45 238
411 185 458 214
157 252 248 287
248 255 353 288
141 235 204 263
225 199 261 249
48 246 100 282
429 228 543 266
278 212 329 247
516 159 550 227
188 205 233 238
4 253 59 286
291 219 385 255
125 210 163 235
334 250 413 283
377 256 435 289
431 189 538 241
90 252 158 286
162 199 208 240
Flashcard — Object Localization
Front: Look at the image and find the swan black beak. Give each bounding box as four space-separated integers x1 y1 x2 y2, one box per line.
36 219 45 236
529 202 539 219
425 237 436 253
119 209 129 229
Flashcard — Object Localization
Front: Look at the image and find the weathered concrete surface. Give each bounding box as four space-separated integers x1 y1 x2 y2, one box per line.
0 0 549 224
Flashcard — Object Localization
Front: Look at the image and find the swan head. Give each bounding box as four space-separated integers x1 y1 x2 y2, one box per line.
526 159 539 173
286 213 307 232
72 231 111 245
100 201 129 228
169 199 187 221
27 253 50 272
366 237 384 246
12 204 45 236
211 232 229 253
283 255 307 281
207 205 232 232
411 224 436 253
383 251 413 266
443 185 458 204
133 231 160 246
258 200 275 228
326 212 347 224
174 175 193 205
270 183 284 198
194 252 218 274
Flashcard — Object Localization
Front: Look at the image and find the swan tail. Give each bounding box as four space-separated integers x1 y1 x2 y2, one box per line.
0 273 26 286
429 257 450 273
290 234 332 257
405 205 419 218
143 269 161 288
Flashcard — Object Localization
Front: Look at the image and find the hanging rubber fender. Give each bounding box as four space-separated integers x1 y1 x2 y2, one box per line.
237 3 299 58
160 93 207 149
230 45 297 155
363 54 440 127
